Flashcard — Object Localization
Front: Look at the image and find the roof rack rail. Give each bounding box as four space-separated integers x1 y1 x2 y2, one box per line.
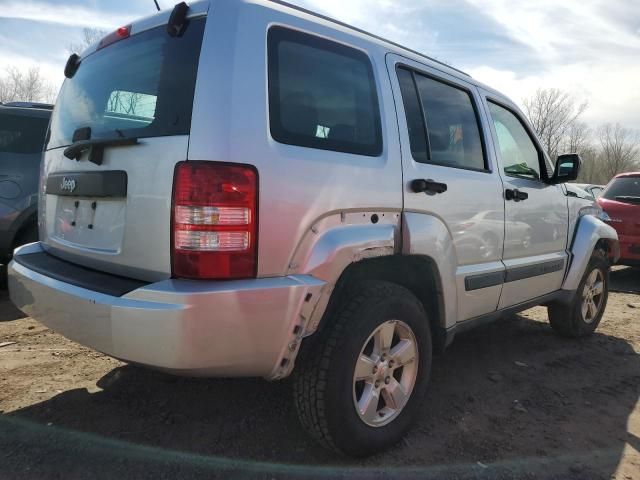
268 0 471 78
3 102 54 110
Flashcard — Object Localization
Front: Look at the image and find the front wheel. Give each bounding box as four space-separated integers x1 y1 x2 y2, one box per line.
548 249 609 337
293 281 432 457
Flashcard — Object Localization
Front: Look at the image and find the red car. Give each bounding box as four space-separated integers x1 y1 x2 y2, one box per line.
598 172 640 267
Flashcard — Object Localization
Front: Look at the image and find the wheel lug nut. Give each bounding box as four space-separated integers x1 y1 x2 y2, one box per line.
372 366 378 374
375 380 381 388
385 377 391 385
388 360 394 367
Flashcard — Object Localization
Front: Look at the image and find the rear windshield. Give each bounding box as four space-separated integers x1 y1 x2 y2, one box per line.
603 177 640 201
0 113 49 154
48 17 206 149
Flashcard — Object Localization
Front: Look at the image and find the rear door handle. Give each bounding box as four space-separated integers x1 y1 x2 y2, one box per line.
505 188 529 202
411 179 448 195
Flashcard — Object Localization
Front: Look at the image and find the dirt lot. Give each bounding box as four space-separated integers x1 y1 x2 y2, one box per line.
1 268 639 480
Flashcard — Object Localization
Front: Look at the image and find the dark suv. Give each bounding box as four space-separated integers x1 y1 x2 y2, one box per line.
0 102 51 263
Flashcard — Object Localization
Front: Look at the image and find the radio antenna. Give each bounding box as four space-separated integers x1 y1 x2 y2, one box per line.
153 0 161 11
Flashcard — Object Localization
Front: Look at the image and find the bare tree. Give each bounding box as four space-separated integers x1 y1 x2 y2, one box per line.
564 121 591 155
576 146 605 184
597 123 640 179
0 66 55 104
523 88 588 159
67 28 107 54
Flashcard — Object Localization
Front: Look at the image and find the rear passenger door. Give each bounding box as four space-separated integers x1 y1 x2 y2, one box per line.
481 95 569 308
387 54 505 321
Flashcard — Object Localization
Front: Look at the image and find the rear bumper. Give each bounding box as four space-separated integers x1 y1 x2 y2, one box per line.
8 243 325 379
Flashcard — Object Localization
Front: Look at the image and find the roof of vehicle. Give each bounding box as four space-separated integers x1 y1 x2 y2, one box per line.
268 0 472 78
613 172 640 179
267 0 509 99
2 101 53 110
79 0 509 105
573 183 604 189
0 103 53 118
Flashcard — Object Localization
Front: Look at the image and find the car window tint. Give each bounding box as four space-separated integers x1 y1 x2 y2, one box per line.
488 102 541 180
49 18 205 149
0 113 49 154
603 177 640 200
396 67 428 163
414 73 485 170
268 27 382 156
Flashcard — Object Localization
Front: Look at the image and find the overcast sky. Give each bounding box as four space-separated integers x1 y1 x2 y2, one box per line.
1 0 638 130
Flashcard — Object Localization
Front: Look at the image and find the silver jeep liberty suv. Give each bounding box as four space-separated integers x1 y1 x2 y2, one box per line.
9 0 619 456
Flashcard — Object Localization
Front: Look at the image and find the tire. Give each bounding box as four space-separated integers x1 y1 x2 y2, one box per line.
293 281 432 457
548 249 609 337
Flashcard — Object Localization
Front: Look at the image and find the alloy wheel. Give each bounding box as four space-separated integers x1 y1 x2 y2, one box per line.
352 320 419 427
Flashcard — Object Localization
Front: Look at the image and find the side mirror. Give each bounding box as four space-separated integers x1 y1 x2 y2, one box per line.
549 153 581 184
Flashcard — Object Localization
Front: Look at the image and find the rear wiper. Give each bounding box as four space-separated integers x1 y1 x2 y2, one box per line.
615 196 640 204
64 136 139 165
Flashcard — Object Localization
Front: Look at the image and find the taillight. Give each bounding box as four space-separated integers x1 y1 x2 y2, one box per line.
171 162 258 280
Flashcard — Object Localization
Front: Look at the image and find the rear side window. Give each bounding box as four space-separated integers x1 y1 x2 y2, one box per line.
396 67 486 171
0 113 49 154
268 27 382 156
48 18 206 149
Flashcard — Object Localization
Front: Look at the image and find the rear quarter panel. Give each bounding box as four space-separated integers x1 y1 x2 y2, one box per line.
188 0 403 278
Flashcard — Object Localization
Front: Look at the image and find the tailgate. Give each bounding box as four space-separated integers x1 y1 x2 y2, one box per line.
41 11 207 282
41 137 187 281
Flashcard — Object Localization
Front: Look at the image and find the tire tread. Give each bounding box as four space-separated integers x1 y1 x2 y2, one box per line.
293 281 423 453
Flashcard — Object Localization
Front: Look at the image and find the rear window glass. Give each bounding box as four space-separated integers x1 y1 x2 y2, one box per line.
48 18 206 149
603 177 640 200
0 113 49 154
268 27 383 157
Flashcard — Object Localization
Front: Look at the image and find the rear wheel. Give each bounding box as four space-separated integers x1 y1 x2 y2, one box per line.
548 250 609 337
293 281 432 457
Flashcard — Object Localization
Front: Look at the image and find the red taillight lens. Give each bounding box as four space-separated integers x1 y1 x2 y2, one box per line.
172 162 258 280
97 25 131 50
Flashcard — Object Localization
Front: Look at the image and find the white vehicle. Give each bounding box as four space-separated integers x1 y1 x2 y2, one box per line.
574 183 606 198
9 0 620 456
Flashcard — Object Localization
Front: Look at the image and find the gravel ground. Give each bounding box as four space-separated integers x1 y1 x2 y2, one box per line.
0 267 638 480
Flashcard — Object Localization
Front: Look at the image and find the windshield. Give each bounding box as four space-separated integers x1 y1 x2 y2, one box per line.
603 177 640 201
0 113 49 154
48 18 205 149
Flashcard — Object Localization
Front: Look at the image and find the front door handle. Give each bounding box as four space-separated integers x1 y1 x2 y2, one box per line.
411 179 448 195
505 188 529 202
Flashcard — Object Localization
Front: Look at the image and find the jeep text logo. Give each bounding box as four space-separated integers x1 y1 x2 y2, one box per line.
60 177 76 193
